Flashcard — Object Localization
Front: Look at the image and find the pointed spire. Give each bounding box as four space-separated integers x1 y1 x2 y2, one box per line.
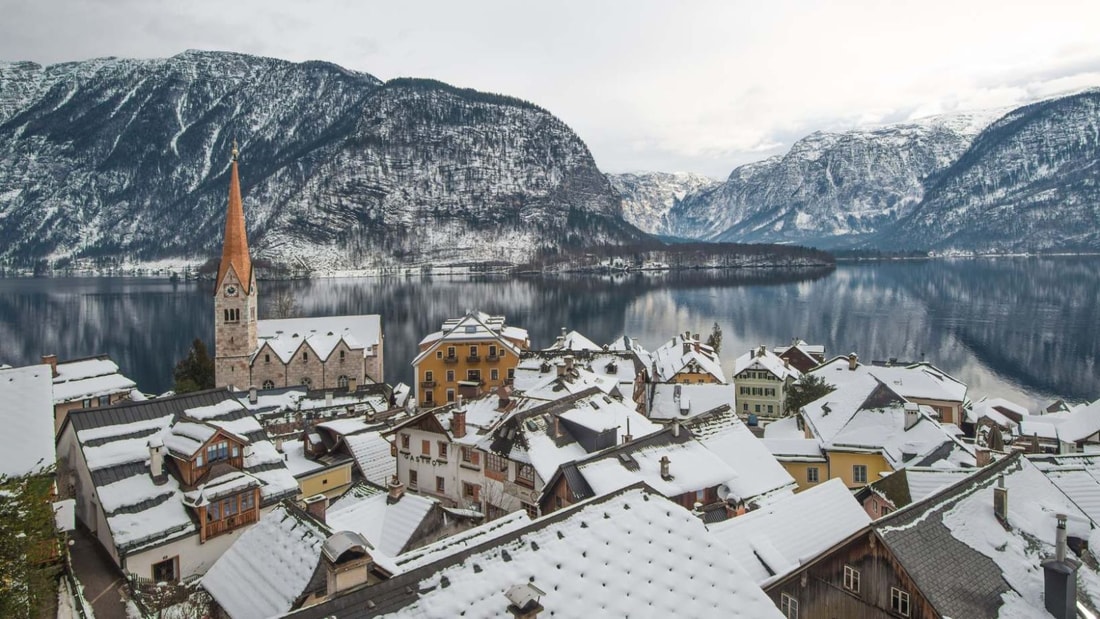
215 140 253 293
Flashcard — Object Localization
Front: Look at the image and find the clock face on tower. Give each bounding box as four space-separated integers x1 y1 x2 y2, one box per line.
225 285 238 297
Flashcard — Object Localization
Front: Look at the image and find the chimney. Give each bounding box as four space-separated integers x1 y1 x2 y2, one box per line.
497 386 512 410
347 376 358 392
505 583 546 619
693 333 700 342
993 476 1008 526
660 455 672 480
325 391 334 407
323 532 373 598
1043 513 1078 619
758 344 766 358
148 435 167 484
904 402 920 430
848 352 859 371
305 494 328 523
622 417 633 444
784 358 790 369
552 415 562 439
683 342 691 355
387 476 406 504
248 385 258 404
672 419 681 438
275 436 285 453
452 407 467 439
556 362 566 377
564 355 574 372
41 354 59 378
674 385 681 401
975 447 991 468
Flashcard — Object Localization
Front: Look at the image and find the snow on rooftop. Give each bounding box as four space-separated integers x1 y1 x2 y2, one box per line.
393 510 531 573
257 315 381 364
903 468 974 505
579 437 735 499
351 487 784 618
813 357 966 404
186 399 247 420
732 347 801 382
689 412 797 501
316 417 371 436
649 383 734 421
203 504 327 619
651 334 725 382
342 431 395 486
547 330 601 351
761 438 826 461
0 364 56 476
326 490 437 557
708 478 870 584
51 357 137 403
281 440 326 477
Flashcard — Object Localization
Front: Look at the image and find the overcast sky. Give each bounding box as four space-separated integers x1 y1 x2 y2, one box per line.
3 0 1098 177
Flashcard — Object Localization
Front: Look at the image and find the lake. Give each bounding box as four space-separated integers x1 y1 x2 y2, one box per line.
1 257 1097 409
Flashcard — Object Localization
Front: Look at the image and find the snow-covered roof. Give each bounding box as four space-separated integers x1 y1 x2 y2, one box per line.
799 372 974 470
649 383 734 421
342 431 396 486
876 454 1100 618
519 366 620 401
1029 453 1100 523
51 356 137 404
202 503 327 619
686 408 797 502
733 346 801 382
708 478 870 584
772 339 825 358
1047 399 1100 443
256 315 381 364
64 389 299 554
513 350 642 394
576 431 736 499
326 491 438 557
412 311 527 365
392 510 531 573
0 364 55 477
290 486 784 618
761 438 826 462
546 329 601 351
813 356 966 404
856 466 975 512
651 333 725 383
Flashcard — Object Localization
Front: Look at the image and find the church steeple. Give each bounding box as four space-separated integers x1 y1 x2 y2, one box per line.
215 139 253 294
214 140 259 390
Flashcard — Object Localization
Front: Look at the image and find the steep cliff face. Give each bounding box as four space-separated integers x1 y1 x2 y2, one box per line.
0 51 646 268
669 113 996 247
891 91 1100 252
606 171 719 236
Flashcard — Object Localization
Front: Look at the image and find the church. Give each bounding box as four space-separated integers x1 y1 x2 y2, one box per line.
213 143 383 390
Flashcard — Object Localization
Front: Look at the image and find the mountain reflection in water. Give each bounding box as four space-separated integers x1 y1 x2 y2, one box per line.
0 259 1095 408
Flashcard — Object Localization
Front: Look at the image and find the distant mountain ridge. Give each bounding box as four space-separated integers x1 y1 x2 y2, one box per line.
642 92 1100 252
606 171 719 235
0 51 648 269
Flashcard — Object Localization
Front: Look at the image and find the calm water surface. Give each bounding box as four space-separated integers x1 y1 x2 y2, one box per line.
1 257 1097 408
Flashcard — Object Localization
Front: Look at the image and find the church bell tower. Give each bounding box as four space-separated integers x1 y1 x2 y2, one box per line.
214 141 259 389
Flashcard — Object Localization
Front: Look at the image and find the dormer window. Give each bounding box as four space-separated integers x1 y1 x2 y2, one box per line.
207 440 230 463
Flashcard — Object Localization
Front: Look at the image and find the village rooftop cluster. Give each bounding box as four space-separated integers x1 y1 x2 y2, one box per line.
6 152 1100 619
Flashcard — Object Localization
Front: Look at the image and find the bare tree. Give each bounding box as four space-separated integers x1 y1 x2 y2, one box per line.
270 290 300 319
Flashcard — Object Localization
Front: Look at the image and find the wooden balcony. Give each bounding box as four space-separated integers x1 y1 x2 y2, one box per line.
202 508 259 541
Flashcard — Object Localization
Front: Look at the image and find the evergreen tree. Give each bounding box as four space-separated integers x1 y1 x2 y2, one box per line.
705 322 723 353
785 374 835 415
173 338 215 393
0 472 59 618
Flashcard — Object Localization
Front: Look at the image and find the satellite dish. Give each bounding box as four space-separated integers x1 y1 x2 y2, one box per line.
717 484 732 501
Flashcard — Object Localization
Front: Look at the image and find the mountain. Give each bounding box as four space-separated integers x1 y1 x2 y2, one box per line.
891 91 1100 252
669 112 999 247
606 171 719 235
0 51 649 269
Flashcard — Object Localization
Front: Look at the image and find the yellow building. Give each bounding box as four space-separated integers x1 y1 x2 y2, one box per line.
650 332 725 384
764 366 976 490
411 312 529 407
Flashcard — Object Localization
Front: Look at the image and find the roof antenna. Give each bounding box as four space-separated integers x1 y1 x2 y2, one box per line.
231 139 239 162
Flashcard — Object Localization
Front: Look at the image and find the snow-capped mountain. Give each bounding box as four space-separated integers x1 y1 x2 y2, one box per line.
0 51 648 268
892 91 1100 252
606 171 719 236
669 112 1000 247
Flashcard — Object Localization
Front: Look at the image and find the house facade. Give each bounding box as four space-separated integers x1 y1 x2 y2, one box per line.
733 345 801 423
57 389 298 581
411 311 528 407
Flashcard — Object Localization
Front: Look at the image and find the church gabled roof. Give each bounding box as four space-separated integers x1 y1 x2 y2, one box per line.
215 142 253 293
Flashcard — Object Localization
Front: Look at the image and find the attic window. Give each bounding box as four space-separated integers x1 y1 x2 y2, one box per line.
465 326 477 334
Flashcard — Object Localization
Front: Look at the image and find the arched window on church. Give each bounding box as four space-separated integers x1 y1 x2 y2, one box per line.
262 380 275 389
337 375 349 388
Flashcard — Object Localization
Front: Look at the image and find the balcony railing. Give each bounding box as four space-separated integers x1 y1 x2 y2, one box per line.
420 380 437 388
486 353 501 362
466 354 481 363
443 356 459 364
